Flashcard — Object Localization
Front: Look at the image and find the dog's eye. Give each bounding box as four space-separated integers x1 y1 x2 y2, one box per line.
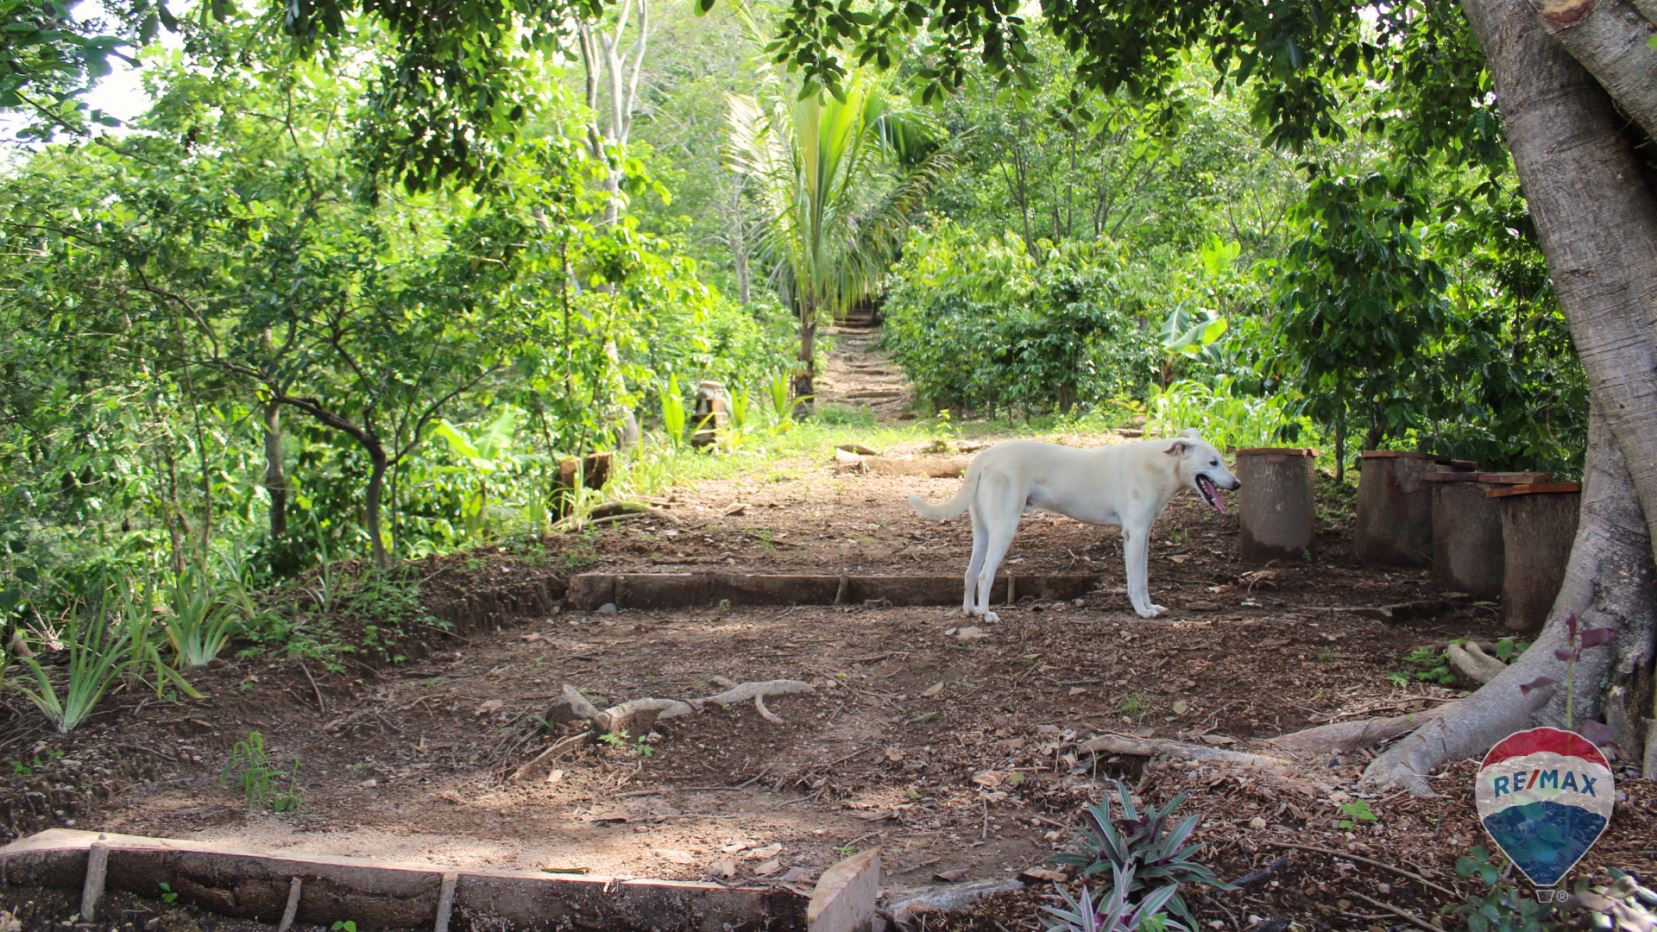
1210 459 1219 466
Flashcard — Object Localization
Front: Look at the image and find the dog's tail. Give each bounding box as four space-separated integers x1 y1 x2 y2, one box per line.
907 470 977 522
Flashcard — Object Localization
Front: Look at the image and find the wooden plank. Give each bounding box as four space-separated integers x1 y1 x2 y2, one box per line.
79 841 109 921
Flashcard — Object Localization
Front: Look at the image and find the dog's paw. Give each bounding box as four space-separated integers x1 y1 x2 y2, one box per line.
983 610 1001 623
1134 604 1167 619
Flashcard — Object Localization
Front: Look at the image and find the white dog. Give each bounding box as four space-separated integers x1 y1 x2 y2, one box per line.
908 429 1240 620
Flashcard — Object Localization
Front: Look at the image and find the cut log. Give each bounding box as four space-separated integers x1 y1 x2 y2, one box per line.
1356 452 1470 566
1234 448 1317 563
691 382 727 449
563 573 1096 611
806 849 880 932
1488 483 1582 632
3 829 807 931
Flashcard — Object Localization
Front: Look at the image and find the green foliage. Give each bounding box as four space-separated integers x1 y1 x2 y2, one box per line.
1270 171 1450 466
1043 864 1188 932
162 568 243 668
1445 845 1554 932
1051 783 1234 930
1335 800 1377 831
221 730 303 812
1398 646 1458 687
14 614 132 734
1144 378 1321 460
882 222 1159 416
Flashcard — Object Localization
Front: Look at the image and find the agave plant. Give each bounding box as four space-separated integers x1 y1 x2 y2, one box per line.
1042 863 1188 932
1051 782 1235 929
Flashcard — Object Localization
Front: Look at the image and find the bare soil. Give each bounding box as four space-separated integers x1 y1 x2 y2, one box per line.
2 330 1651 930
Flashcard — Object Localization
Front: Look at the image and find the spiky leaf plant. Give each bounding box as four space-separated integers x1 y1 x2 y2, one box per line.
1042 863 1188 932
1051 782 1235 928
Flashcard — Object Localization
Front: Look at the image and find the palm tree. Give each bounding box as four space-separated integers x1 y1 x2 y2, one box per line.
725 72 955 405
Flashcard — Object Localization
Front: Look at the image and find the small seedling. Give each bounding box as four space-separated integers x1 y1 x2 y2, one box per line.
331 922 359 932
1120 695 1150 719
1313 650 1336 663
221 731 303 812
158 882 178 905
1336 799 1377 830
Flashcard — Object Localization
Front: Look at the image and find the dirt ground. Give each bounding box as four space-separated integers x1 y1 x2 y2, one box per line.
2 328 1652 930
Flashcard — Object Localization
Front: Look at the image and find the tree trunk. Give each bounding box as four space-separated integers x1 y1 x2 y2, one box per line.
795 301 817 412
1361 0 1657 790
365 439 390 571
1364 407 1657 792
263 400 288 539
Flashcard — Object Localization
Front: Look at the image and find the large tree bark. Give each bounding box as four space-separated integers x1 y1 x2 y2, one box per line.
1364 0 1657 791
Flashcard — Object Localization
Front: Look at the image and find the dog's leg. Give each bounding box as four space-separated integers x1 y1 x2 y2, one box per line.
972 481 1022 624
1123 524 1165 618
964 504 988 616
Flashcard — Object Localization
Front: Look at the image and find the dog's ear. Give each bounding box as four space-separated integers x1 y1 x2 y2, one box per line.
1180 428 1201 440
1165 441 1189 456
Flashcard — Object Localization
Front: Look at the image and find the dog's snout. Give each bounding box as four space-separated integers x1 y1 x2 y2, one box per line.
1230 478 1242 491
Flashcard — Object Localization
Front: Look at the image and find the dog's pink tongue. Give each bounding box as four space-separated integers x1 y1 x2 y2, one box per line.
1215 492 1226 515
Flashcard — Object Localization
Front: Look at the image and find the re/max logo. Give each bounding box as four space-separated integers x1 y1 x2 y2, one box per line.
1489 768 1600 797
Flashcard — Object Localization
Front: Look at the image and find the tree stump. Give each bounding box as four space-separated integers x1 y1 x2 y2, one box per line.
552 452 613 516
1355 451 1472 566
1488 483 1582 632
1426 471 1551 597
691 381 727 449
1234 448 1317 563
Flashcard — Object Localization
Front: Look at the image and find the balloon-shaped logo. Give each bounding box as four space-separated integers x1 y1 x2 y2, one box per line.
1475 727 1614 888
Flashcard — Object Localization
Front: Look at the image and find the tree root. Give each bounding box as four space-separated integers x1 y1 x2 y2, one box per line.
1268 705 1455 755
1077 734 1296 772
543 678 816 741
593 698 695 735
1446 641 1505 684
884 878 1024 926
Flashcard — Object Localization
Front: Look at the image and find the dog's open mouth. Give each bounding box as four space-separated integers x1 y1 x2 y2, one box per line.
1196 474 1226 514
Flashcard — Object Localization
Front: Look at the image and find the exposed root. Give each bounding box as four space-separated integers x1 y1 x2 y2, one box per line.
884 878 1024 926
546 678 817 743
696 679 815 711
1077 734 1296 772
593 698 695 735
753 695 784 724
1268 705 1455 755
1446 641 1505 684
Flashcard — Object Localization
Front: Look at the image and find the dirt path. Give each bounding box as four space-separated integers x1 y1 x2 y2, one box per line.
815 322 914 420
3 413 1654 928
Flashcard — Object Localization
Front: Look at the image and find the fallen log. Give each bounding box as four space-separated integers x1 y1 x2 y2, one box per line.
1078 734 1296 771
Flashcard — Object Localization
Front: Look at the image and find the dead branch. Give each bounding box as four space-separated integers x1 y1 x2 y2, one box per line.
1078 734 1296 771
1446 641 1505 684
1267 704 1456 755
509 733 589 784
